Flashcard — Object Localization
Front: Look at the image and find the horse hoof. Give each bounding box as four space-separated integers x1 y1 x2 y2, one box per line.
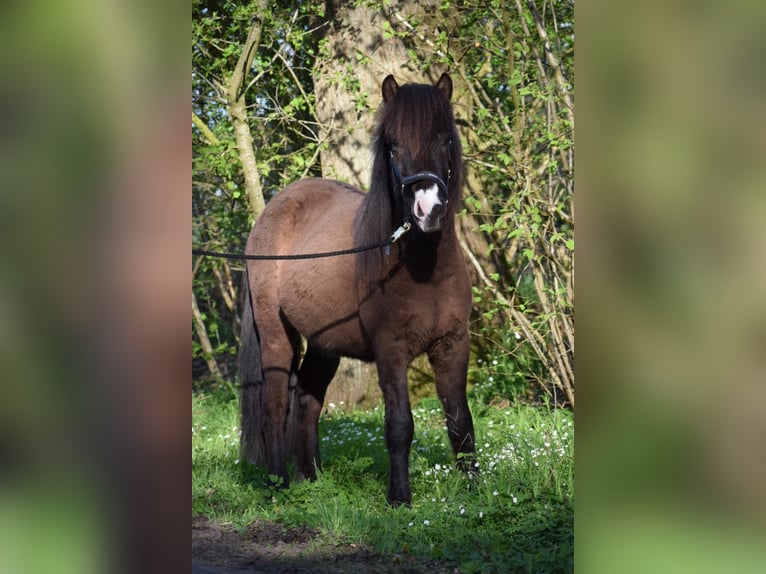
386 490 412 508
387 497 412 508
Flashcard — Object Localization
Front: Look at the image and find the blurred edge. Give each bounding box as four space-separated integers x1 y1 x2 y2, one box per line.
578 1 766 573
0 1 189 573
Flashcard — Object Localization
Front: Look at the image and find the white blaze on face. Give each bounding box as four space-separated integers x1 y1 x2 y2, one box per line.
412 184 442 231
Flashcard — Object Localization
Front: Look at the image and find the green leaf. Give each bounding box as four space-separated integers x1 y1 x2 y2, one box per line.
523 248 535 261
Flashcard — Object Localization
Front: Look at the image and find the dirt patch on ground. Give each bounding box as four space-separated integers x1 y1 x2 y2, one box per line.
192 515 457 574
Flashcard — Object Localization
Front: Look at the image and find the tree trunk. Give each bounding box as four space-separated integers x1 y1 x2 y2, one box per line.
311 0 449 407
313 0 443 187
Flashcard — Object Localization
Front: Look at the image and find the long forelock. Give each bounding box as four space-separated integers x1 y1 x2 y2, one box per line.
379 84 455 157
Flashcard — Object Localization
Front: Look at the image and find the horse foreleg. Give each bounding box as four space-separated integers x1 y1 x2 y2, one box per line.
377 359 414 506
295 346 339 481
429 332 477 474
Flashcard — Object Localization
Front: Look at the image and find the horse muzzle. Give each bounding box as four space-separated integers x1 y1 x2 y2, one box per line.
412 183 445 232
391 160 450 233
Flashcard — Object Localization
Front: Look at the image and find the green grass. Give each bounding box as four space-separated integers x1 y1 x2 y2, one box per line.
192 387 573 573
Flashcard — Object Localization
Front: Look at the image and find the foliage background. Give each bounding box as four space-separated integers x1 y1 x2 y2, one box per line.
192 0 575 407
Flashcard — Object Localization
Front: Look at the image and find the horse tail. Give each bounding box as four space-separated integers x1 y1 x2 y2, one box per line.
238 266 268 468
238 266 300 480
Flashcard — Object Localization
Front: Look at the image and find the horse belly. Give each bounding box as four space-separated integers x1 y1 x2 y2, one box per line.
279 264 369 358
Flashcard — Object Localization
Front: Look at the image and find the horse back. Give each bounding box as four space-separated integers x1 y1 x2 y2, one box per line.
246 179 371 358
249 178 364 251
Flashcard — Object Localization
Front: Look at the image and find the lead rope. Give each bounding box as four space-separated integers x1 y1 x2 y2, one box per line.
192 222 411 261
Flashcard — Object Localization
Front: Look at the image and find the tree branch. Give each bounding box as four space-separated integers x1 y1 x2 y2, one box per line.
226 2 270 220
192 291 222 380
526 0 574 126
192 112 220 146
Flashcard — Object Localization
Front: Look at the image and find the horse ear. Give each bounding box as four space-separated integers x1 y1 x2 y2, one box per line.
382 75 399 103
436 73 453 101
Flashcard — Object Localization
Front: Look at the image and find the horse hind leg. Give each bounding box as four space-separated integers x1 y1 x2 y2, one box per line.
294 345 339 481
259 315 301 487
239 272 301 486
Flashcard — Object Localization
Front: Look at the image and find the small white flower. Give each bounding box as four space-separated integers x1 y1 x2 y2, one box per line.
514 331 521 340
234 459 239 465
408 522 414 527
492 359 498 365
460 507 466 515
328 402 336 409
423 520 430 526
434 463 441 471
492 490 499 496
479 511 484 519
512 496 518 504
441 497 446 502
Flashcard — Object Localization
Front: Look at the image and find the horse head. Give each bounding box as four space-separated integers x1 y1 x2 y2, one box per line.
378 73 460 233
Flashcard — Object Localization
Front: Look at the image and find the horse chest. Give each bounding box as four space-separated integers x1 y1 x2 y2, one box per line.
362 274 467 355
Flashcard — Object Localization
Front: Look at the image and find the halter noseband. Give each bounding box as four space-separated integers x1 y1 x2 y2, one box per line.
388 139 453 206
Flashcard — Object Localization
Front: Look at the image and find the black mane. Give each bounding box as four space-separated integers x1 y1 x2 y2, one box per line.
355 80 463 292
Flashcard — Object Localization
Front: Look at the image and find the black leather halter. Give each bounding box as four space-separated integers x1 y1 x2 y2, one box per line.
388 139 452 207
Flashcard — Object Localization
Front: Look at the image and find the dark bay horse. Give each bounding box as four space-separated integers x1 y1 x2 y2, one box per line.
239 73 476 506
